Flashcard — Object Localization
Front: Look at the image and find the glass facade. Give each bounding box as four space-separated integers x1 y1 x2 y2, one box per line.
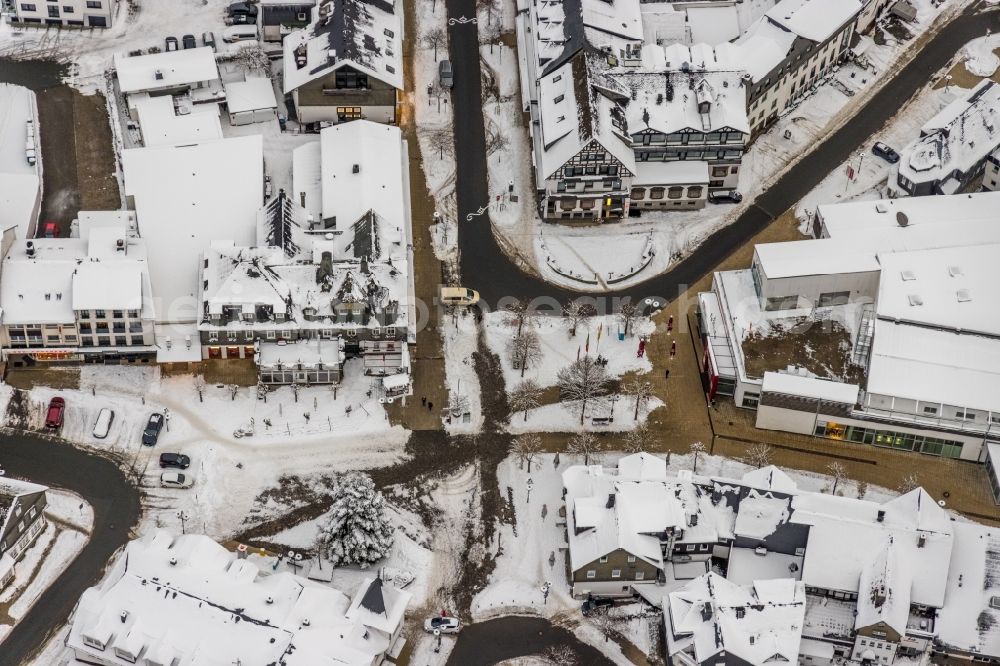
816 421 964 458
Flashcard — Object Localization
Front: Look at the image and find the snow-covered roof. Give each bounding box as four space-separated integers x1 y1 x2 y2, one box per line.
734 493 791 540
854 538 911 636
292 140 323 222
224 77 278 114
764 0 861 43
667 573 806 666
0 84 40 240
0 476 47 536
66 531 410 666
739 466 798 495
723 18 798 82
761 372 860 405
114 47 220 95
154 323 203 362
318 121 406 229
282 0 402 94
899 80 1000 187
687 5 742 44
936 522 1000 658
817 191 1000 237
72 263 145 311
866 318 1000 415
626 70 749 137
753 238 881 279
632 160 710 186
131 93 223 148
202 244 288 314
122 136 263 323
258 338 346 368
790 488 954 607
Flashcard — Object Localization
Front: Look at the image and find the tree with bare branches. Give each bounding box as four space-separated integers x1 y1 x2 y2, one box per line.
826 461 847 495
617 301 640 337
562 298 595 337
898 473 920 494
543 645 577 665
507 328 543 378
623 422 652 454
557 356 610 425
624 378 653 421
504 297 529 337
477 0 499 25
422 26 447 61
229 43 270 72
741 443 772 469
194 376 206 403
509 379 543 422
425 127 453 160
568 431 598 465
513 434 542 472
689 441 707 474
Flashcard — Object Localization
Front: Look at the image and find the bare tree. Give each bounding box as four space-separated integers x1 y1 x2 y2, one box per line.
291 382 301 403
428 81 448 113
624 378 653 421
562 298 596 337
689 441 707 474
424 127 454 160
623 421 652 454
228 384 239 401
509 379 543 422
449 391 471 417
507 328 543 378
898 473 920 494
512 434 542 473
543 644 578 665
229 43 270 72
256 380 269 403
591 607 618 643
855 478 868 499
488 131 511 161
194 376 206 403
557 356 610 425
826 461 847 495
477 0 499 25
617 301 640 337
504 297 530 337
422 26 447 61
741 443 772 469
568 431 598 466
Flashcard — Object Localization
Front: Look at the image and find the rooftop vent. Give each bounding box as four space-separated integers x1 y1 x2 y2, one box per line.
120 611 129 623
266 596 274 604
352 164 360 174
907 294 923 307
875 202 888 213
605 494 615 509
956 289 971 303
896 211 909 227
918 533 927 548
25 240 34 257
169 556 177 566
877 510 886 522
900 270 916 281
154 69 163 81
302 618 311 626
948 265 963 277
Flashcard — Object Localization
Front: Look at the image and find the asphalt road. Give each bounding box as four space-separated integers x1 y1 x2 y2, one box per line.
0 431 141 665
447 615 615 665
449 0 1000 306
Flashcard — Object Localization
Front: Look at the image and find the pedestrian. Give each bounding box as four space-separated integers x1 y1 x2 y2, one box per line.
665 369 670 380
428 401 433 412
421 396 427 406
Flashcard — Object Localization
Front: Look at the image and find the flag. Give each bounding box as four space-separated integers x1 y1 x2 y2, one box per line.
597 325 603 343
577 345 581 361
585 331 590 354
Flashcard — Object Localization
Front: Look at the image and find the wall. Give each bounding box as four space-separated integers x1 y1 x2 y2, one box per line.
13 0 115 26
571 548 660 598
294 68 398 125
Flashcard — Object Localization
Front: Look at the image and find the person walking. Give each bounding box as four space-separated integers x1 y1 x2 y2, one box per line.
665 369 670 380
421 396 427 406
428 401 433 412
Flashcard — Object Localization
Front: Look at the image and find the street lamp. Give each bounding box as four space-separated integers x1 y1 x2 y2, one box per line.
526 478 534 504
177 510 189 535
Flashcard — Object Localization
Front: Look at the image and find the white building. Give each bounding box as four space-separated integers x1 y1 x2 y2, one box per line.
282 0 403 125
0 84 41 240
699 192 1000 463
223 76 279 126
9 0 116 27
0 212 157 366
66 530 410 666
895 80 1000 196
114 47 222 101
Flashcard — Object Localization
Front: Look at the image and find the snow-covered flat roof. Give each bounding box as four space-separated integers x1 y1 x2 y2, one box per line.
687 6 741 44
633 160 711 187
258 338 346 368
764 0 861 43
319 121 405 228
0 84 40 239
122 136 263 322
936 522 1000 658
224 77 278 114
754 238 880 279
132 94 223 148
154 323 202 363
762 372 859 405
817 192 1000 237
114 47 220 95
866 318 1000 415
72 263 144 311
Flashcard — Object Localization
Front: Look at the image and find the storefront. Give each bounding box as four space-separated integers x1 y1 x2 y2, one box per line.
815 421 965 459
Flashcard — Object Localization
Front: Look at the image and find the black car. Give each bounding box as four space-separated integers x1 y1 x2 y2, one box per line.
872 141 900 164
165 36 179 52
182 34 197 49
228 1 258 16
159 452 190 469
142 413 165 446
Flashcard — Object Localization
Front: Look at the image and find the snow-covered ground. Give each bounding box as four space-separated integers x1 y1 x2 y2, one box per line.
442 310 485 434
491 0 979 291
12 365 408 537
507 398 663 434
0 489 94 643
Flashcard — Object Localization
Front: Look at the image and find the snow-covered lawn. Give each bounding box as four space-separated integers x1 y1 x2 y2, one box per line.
493 0 978 292
507 399 663 434
0 490 94 643
13 365 408 537
441 310 484 434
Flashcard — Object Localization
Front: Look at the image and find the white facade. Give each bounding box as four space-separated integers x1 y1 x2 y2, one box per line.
11 0 115 27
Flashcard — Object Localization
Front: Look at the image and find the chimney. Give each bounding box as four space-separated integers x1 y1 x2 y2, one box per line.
25 241 34 257
165 337 172 349
876 510 886 522
918 533 926 548
185 335 192 349
700 602 712 621
154 69 163 80
169 557 177 566
352 164 360 174
120 610 129 623
605 493 616 509
116 238 125 252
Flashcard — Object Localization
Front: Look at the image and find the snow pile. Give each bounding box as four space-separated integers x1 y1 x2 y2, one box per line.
962 34 1000 78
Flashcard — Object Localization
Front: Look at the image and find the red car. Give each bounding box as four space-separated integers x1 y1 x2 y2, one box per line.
45 397 65 429
42 221 58 239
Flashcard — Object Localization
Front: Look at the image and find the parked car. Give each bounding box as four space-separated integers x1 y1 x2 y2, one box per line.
203 31 216 49
872 141 900 163
222 25 258 43
92 408 114 439
41 221 58 238
160 471 194 489
44 397 66 430
142 413 165 446
227 1 258 17
182 34 197 49
227 12 256 25
159 452 191 469
423 616 460 634
582 597 615 616
439 286 480 307
439 60 454 88
708 190 743 204
165 36 179 52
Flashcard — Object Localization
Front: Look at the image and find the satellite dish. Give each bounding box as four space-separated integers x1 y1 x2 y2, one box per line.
896 211 909 227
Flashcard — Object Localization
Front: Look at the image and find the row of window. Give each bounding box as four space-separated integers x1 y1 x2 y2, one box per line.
208 327 395 343
561 165 620 178
584 569 645 580
631 186 703 200
80 309 141 320
79 323 144 334
20 0 101 10
817 422 965 458
555 178 623 193
857 638 894 651
632 131 743 146
636 149 742 162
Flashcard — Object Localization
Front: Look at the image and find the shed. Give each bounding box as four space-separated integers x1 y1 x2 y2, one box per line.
224 78 279 126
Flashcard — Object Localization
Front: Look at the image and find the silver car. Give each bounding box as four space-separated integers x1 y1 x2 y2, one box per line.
160 471 194 489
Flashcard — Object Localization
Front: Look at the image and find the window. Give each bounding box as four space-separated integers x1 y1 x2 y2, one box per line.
85 0 101 6
957 409 977 421
586 570 596 579
818 291 850 307
635 571 645 580
627 555 636 563
649 187 665 200
386 327 396 338
599 556 608 563
47 4 58 16
685 544 696 552
667 186 683 199
62 4 73 11
266 331 276 340
554 94 564 103
336 107 363 120
334 70 368 89
112 310 123 318
630 188 645 200
95 309 106 318
687 186 703 198
922 406 938 415
712 166 728 178
611 569 621 579
20 3 37 10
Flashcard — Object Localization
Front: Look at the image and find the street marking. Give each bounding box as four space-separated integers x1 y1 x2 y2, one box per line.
465 204 490 221
448 16 478 24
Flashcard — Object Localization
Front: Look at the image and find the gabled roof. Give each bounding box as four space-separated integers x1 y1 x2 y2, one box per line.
282 0 403 94
0 477 47 541
855 538 911 636
114 47 220 94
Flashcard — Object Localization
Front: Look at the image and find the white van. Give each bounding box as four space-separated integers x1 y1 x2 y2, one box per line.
222 25 258 43
439 287 480 307
93 408 115 439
